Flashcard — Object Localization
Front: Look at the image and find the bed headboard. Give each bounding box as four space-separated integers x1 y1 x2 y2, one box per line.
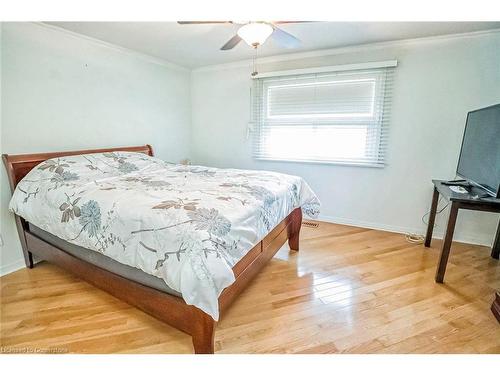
2 144 154 193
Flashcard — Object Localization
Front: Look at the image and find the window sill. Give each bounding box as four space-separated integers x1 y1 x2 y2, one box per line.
254 157 385 168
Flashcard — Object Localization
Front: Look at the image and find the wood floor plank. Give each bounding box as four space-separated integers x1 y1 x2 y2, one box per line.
1 221 499 353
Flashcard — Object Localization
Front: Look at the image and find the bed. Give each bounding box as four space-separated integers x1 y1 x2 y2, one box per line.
2 145 320 353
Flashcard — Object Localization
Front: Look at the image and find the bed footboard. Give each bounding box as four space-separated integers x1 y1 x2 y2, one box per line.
288 208 302 251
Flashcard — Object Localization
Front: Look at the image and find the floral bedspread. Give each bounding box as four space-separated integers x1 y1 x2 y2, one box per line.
9 152 320 319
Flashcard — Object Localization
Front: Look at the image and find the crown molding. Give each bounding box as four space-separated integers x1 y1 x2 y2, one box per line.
192 27 500 73
24 23 500 74
34 22 190 72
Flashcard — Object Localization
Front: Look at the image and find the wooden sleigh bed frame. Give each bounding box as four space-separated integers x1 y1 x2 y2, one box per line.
2 145 302 354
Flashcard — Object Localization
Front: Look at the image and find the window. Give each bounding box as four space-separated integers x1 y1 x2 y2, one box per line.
252 62 395 167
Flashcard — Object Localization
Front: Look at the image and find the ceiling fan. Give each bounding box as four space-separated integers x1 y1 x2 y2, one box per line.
177 21 310 50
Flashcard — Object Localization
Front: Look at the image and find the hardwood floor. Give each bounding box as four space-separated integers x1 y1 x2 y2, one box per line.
1 222 499 354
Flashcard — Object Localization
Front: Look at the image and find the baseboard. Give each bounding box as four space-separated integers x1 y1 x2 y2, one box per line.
317 214 493 247
0 258 26 277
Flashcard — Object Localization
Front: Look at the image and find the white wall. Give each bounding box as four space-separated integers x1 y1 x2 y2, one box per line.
191 31 500 246
0 23 192 274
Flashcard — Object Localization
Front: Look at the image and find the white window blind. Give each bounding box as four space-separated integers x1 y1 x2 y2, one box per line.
251 63 395 167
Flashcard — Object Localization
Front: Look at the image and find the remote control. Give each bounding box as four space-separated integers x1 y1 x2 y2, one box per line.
449 186 468 194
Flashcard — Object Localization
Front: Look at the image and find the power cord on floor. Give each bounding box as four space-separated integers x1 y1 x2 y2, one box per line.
405 233 425 243
405 197 450 244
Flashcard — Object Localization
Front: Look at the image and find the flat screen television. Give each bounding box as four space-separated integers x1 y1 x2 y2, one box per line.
456 103 500 198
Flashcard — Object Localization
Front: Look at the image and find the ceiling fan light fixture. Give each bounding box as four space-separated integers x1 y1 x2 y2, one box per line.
237 22 273 47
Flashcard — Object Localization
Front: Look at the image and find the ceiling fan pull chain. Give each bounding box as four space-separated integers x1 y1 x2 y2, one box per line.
251 47 258 77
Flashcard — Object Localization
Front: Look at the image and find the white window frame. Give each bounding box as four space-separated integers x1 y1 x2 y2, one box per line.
251 61 397 167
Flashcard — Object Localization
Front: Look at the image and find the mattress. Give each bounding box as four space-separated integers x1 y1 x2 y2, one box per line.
30 224 181 297
9 151 320 319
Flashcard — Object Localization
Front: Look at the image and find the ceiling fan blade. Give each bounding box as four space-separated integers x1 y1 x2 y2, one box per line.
177 21 232 24
220 35 242 50
271 27 301 48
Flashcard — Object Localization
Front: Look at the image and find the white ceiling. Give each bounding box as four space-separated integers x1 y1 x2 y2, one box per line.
46 22 500 69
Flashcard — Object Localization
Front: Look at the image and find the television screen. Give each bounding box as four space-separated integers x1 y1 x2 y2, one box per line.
457 104 500 197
